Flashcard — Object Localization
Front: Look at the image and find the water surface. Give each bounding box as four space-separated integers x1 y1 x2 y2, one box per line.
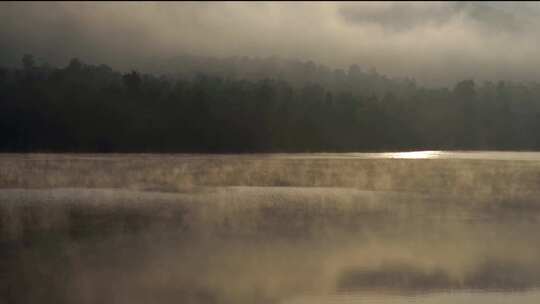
1 152 539 303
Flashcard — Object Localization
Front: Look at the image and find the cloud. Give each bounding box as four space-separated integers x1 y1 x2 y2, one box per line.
337 2 528 34
2 1 540 86
338 2 461 32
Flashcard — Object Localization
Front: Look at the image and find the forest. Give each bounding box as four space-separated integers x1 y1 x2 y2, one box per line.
1 54 540 152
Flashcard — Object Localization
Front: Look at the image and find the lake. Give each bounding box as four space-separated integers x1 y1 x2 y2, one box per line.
1 151 540 303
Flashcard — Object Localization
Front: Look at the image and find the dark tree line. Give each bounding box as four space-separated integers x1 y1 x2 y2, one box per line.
1 54 540 152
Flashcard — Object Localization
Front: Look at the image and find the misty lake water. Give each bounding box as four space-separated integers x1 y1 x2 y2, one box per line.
2 151 540 303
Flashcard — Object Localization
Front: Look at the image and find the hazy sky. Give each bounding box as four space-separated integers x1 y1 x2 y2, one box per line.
2 1 540 86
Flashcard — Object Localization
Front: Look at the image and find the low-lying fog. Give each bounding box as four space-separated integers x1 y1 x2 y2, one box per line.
1 152 540 303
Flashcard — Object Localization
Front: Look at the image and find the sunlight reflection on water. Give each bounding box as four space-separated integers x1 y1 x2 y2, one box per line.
379 151 443 159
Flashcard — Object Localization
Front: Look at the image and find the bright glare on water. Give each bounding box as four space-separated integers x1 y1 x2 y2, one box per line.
378 151 444 159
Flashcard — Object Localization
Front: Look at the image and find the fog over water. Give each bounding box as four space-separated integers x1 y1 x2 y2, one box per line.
3 1 540 303
1 152 540 303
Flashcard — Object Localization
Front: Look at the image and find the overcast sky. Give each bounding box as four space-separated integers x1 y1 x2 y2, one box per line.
2 1 540 86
